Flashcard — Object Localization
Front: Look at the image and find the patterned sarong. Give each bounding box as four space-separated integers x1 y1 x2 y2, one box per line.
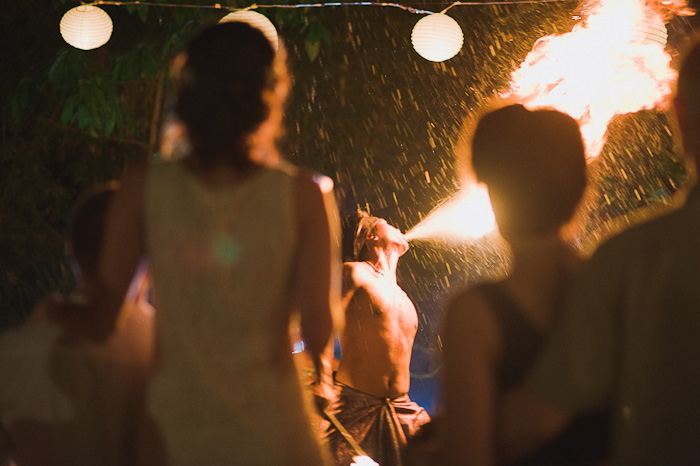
322 382 430 466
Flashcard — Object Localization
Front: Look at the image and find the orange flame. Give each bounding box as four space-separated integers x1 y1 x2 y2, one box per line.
507 0 678 159
405 184 496 242
408 0 692 243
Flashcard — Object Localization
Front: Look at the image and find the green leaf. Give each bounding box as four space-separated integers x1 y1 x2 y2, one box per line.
274 9 307 31
161 34 177 62
60 95 77 124
307 22 323 44
90 96 102 133
104 107 117 135
137 5 148 23
95 89 109 113
305 37 321 62
113 94 125 137
77 104 89 129
139 47 159 78
48 49 84 96
48 50 68 93
319 23 332 46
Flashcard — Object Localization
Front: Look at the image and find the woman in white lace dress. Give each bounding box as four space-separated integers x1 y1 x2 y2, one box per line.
70 22 341 465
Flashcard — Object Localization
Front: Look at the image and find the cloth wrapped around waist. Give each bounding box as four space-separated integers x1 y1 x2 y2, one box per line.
322 381 430 466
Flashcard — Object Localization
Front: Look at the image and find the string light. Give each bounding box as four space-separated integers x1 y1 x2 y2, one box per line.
87 0 569 12
60 5 113 50
89 0 436 14
62 0 572 59
220 10 279 49
411 13 464 62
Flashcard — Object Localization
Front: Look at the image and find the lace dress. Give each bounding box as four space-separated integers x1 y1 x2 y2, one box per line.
144 160 328 465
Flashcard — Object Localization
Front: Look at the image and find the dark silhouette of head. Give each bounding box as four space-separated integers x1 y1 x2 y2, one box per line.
675 39 700 163
67 185 117 279
174 21 289 170
471 104 587 239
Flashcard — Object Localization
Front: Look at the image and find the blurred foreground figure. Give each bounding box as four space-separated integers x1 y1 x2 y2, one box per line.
502 39 700 465
440 104 608 466
322 210 430 466
0 187 154 466
54 22 341 465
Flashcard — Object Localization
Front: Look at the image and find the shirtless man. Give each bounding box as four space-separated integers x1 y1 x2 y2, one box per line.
323 210 430 466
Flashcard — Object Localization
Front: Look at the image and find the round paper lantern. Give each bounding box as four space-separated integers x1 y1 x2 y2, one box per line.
60 5 113 50
220 11 279 50
411 13 464 62
350 456 379 466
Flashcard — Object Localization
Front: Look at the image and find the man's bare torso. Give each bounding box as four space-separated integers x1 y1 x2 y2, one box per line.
335 262 418 399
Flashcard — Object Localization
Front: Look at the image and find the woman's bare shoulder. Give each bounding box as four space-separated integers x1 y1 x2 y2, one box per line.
292 169 334 200
118 162 149 197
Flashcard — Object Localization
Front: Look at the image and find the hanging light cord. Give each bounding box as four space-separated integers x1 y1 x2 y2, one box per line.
88 0 571 16
440 0 566 12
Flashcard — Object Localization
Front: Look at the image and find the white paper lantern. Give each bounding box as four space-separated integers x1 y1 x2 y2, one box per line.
220 11 279 50
411 13 464 62
350 456 379 466
60 5 113 50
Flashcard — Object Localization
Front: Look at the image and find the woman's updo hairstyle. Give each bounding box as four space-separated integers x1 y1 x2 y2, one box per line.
174 21 288 169
471 104 587 237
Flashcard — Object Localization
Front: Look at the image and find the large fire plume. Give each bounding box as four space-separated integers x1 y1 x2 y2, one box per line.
407 0 693 243
507 0 682 159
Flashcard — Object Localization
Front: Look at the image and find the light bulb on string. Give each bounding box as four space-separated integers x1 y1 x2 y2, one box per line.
411 13 464 62
220 10 279 50
60 5 113 50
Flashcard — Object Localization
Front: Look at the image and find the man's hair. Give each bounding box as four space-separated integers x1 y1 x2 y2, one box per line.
67 185 117 278
471 104 587 236
341 209 371 262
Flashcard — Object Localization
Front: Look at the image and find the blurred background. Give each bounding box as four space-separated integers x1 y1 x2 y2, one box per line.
2 0 699 414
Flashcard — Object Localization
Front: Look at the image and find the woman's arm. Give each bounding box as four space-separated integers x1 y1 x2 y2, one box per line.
96 164 147 337
443 290 502 466
101 165 147 283
293 172 343 403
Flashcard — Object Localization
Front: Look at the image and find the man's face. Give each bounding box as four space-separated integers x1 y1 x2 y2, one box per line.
372 219 409 255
